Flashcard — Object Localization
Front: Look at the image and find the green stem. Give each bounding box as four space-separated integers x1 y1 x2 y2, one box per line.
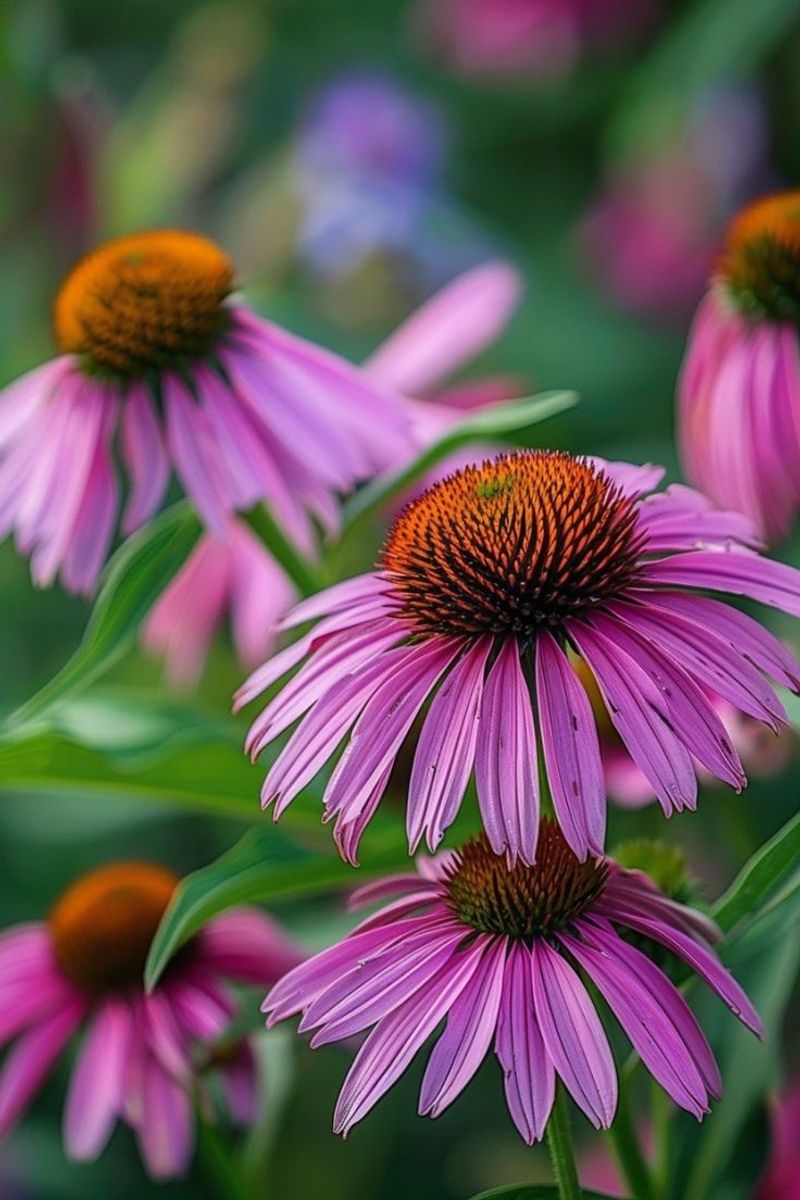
607 1083 657 1200
197 1116 249 1200
651 1080 672 1199
546 1085 582 1200
242 503 323 598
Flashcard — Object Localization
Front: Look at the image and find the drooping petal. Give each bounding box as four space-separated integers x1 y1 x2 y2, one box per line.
419 938 506 1117
408 637 491 853
0 997 86 1136
567 620 697 815
322 639 462 831
535 631 605 857
63 999 131 1160
531 939 617 1129
615 598 787 729
475 638 540 865
563 927 714 1118
494 941 555 1144
598 904 762 1035
135 1054 194 1181
590 608 745 789
332 941 488 1136
120 383 170 534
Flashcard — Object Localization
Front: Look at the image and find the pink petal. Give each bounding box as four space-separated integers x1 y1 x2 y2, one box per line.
475 638 540 865
535 631 605 857
63 998 131 1160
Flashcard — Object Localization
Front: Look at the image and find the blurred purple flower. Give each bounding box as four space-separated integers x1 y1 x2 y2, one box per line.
580 87 770 322
755 1084 800 1199
0 863 302 1180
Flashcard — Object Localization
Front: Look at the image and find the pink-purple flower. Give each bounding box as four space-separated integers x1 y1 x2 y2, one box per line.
143 517 296 687
755 1082 800 1199
237 450 800 864
143 259 523 686
415 0 658 83
679 189 800 542
0 861 301 1179
263 820 760 1140
0 229 412 595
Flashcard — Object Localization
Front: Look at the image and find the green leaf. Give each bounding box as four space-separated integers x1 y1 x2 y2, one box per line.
470 1187 613 1199
341 390 578 531
9 504 202 727
145 827 410 990
712 808 800 934
609 0 799 156
672 928 800 1200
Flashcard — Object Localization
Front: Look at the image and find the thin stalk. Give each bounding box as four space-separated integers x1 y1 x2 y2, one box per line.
242 503 323 598
607 1082 657 1200
652 1080 672 1199
197 1116 249 1200
546 1085 582 1200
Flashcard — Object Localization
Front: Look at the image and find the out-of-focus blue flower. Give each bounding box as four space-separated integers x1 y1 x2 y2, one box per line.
294 72 480 287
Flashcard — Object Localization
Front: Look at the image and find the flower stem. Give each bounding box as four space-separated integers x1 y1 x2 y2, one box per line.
242 502 323 598
652 1079 672 1199
607 1083 657 1200
197 1116 249 1200
546 1085 582 1200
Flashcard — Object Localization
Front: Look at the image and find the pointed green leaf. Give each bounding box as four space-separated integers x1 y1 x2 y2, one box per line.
712 808 800 934
470 1187 613 1199
145 828 409 991
9 503 202 727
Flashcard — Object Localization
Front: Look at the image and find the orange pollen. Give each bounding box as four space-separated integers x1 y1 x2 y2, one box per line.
381 451 645 640
445 821 608 939
53 230 235 375
49 862 180 994
720 190 800 323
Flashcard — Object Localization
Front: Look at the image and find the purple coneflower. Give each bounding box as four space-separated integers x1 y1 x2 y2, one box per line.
143 517 295 687
263 820 760 1139
143 259 522 687
679 190 800 542
237 451 800 864
0 229 411 594
0 862 301 1179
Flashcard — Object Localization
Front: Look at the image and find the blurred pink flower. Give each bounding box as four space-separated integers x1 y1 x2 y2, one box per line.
582 88 769 321
679 190 800 542
143 518 295 688
0 230 412 595
755 1084 800 1199
415 0 657 82
0 862 302 1180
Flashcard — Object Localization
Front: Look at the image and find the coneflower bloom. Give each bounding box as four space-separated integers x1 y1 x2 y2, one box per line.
0 862 301 1179
0 229 411 594
679 190 800 542
263 821 761 1140
143 517 295 687
142 259 522 687
237 451 800 864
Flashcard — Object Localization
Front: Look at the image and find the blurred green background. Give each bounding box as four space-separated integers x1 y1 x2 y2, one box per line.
2 0 800 1196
